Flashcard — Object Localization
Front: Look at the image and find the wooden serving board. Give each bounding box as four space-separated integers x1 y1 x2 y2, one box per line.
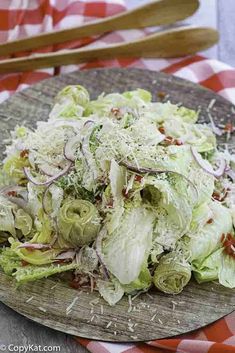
0 68 234 342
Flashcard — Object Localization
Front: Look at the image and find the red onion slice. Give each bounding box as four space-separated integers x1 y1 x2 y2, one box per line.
226 169 235 182
17 243 51 250
7 196 28 210
0 185 26 195
83 120 95 127
120 161 198 201
23 161 72 186
55 250 76 260
191 147 227 178
208 113 223 136
64 135 80 162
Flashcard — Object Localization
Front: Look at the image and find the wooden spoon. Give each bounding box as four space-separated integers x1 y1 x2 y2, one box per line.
0 27 219 74
0 0 199 56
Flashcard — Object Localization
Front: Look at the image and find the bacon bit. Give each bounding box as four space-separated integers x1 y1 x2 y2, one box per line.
213 188 230 202
69 279 81 290
7 191 17 197
224 122 234 133
21 260 29 267
207 218 213 224
175 139 183 146
20 149 29 158
69 275 91 289
158 126 165 134
134 175 143 183
107 200 114 208
95 195 102 202
157 91 166 100
221 233 235 258
163 136 183 146
122 188 130 198
164 136 174 145
212 192 220 201
111 107 121 117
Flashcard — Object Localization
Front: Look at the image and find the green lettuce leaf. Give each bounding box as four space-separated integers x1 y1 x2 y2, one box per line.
153 252 191 294
57 199 101 248
219 253 235 288
10 238 60 265
143 173 195 249
193 247 235 289
0 195 16 236
122 263 152 294
15 209 33 236
102 206 155 284
14 262 80 284
193 248 223 283
0 247 21 275
49 85 90 120
189 201 233 265
96 278 124 306
164 118 216 152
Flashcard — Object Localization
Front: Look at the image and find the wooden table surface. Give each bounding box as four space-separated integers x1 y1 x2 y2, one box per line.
1 1 235 352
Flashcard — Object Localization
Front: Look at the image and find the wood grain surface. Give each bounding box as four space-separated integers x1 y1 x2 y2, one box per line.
0 68 235 343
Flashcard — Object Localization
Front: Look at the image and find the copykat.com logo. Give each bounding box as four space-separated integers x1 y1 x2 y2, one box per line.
0 342 61 352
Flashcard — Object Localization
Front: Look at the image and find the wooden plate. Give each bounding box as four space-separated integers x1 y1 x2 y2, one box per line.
0 68 234 342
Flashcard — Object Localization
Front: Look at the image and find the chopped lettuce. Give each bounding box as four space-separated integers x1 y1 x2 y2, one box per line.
193 247 235 289
189 201 233 265
57 199 101 248
14 262 80 284
0 247 21 275
49 85 90 120
96 278 124 306
153 252 191 294
102 206 155 284
1 84 235 305
0 196 16 236
10 238 60 265
122 263 152 294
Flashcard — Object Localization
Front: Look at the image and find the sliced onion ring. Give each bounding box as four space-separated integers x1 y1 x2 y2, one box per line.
23 161 72 186
226 169 235 182
7 196 28 210
17 243 51 250
120 160 198 201
0 185 25 195
55 250 76 260
191 147 227 178
64 135 80 162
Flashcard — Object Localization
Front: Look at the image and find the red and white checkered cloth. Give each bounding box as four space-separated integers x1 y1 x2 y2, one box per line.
0 1 235 353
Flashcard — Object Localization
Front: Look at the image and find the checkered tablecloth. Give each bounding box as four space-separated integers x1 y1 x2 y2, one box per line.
0 1 235 352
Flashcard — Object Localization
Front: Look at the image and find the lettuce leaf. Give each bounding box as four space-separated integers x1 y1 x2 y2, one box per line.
193 247 235 289
57 199 101 248
189 201 233 265
0 247 21 275
102 206 155 284
14 262 80 284
10 238 60 265
96 278 124 306
49 85 90 120
153 252 191 294
0 196 16 236
122 263 152 294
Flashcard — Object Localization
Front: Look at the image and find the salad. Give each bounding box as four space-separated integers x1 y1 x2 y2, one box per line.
0 85 234 306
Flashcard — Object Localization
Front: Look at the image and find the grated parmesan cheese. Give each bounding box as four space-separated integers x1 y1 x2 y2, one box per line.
66 296 79 313
26 296 34 303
